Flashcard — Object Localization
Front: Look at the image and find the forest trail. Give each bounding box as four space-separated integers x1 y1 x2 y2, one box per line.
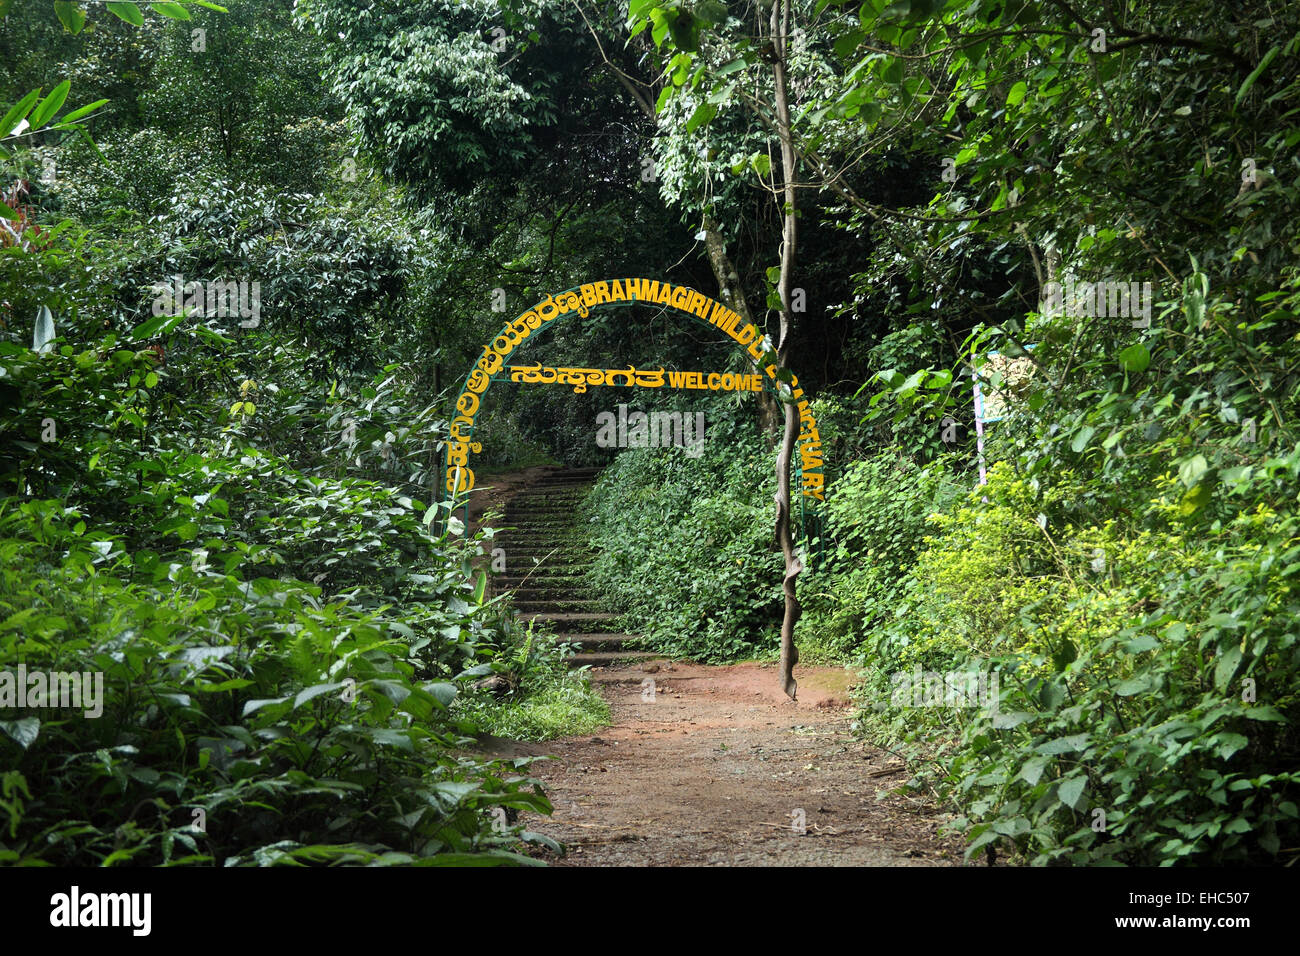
516 659 963 865
478 467 963 866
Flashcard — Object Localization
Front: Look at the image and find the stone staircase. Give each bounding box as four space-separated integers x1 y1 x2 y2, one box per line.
490 467 663 669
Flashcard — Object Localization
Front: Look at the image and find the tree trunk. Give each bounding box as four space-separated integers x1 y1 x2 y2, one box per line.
770 0 802 700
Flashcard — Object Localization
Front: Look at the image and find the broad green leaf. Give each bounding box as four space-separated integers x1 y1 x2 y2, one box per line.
695 0 728 26
1 89 41 139
1115 676 1149 696
33 306 56 354
293 682 347 710
425 682 458 707
1006 82 1027 106
1214 646 1242 690
241 696 290 717
1235 46 1279 106
1037 733 1090 755
53 1 86 33
685 101 717 133
0 718 40 749
1178 453 1209 488
151 2 192 19
106 1 145 26
369 728 414 752
29 81 71 130
992 711 1034 729
1052 638 1076 672
54 98 110 126
1179 481 1213 516
1058 775 1088 810
1214 733 1248 760
1019 755 1050 785
130 312 185 341
1117 343 1150 372
992 816 1030 837
628 0 656 20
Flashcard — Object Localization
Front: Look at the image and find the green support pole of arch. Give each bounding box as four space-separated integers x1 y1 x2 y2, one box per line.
439 278 827 565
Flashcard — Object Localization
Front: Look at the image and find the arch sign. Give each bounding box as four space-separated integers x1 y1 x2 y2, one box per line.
443 277 827 505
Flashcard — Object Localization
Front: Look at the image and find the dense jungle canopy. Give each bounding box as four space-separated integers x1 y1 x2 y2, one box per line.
1 0 1298 872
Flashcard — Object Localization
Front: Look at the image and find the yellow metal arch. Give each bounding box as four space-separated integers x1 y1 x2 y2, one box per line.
442 278 826 504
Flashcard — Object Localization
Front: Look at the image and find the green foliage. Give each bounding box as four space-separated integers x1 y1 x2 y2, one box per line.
0 317 565 863
798 450 961 661
7 0 1300 870
584 417 784 662
453 630 610 741
853 266 1300 865
0 496 557 866
301 0 583 196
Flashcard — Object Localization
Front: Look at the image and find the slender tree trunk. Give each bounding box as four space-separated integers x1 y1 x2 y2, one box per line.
770 0 802 700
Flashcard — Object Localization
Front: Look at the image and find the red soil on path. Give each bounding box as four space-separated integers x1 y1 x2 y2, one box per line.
501 659 966 867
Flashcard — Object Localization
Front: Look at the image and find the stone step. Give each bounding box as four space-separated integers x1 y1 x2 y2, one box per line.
498 589 587 601
556 633 640 651
491 549 595 560
495 530 586 539
489 549 591 560
524 611 621 634
489 532 588 541
510 494 590 502
507 503 590 510
489 529 588 536
497 573 592 586
491 545 591 554
531 468 601 478
568 650 665 668
505 494 591 503
494 573 586 585
504 495 588 504
490 514 586 521
498 579 591 592
496 563 595 578
513 501 588 510
498 520 586 528
491 548 593 559
502 517 585 525
506 498 589 505
512 598 606 613
493 584 587 596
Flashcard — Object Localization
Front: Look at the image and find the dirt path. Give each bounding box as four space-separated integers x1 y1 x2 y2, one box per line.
473 466 965 865
499 659 965 866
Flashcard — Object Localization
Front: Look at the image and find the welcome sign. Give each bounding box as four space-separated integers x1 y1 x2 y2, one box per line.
445 279 827 502
506 364 766 393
